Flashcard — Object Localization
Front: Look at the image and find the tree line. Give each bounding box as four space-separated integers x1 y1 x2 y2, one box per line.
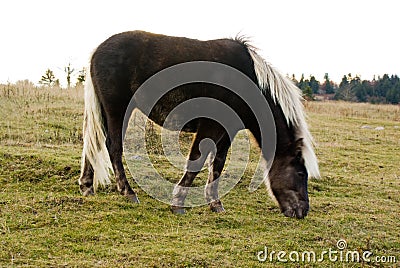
38 65 399 104
293 73 400 104
39 64 85 88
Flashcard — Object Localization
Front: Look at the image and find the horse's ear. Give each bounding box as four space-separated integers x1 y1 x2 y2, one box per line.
292 138 304 163
294 138 304 154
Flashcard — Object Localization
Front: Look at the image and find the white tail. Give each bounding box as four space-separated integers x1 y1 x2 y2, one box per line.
80 68 114 190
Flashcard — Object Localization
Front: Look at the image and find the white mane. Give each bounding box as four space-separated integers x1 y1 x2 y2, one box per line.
244 42 320 179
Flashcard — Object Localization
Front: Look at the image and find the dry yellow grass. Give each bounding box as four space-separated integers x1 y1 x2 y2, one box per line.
0 85 399 267
306 100 400 121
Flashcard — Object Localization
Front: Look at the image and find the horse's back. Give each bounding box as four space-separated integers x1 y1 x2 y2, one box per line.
89 31 257 128
91 31 254 88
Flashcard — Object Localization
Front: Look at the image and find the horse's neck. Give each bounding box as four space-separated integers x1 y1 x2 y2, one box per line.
248 97 294 159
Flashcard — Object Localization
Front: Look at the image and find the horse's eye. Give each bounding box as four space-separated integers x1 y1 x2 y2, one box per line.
297 171 307 179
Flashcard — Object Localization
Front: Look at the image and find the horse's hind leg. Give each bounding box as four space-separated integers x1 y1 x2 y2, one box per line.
205 133 231 213
79 158 94 196
105 115 139 203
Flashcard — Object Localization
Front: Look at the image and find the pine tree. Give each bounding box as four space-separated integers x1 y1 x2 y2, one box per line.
309 75 320 94
76 67 86 86
64 63 75 89
335 74 356 101
298 74 305 90
302 85 313 100
321 73 335 94
39 69 57 87
291 74 298 85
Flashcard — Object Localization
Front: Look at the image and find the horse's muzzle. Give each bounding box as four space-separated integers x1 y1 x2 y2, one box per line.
282 200 309 219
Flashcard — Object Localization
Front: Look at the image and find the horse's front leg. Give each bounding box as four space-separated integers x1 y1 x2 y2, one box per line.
171 133 215 214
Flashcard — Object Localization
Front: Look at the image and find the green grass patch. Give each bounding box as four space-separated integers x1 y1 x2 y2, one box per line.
0 87 399 267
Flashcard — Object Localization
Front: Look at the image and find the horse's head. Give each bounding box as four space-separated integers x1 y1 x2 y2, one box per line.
268 138 309 219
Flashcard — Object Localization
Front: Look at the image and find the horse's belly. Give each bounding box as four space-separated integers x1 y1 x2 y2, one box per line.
134 85 204 133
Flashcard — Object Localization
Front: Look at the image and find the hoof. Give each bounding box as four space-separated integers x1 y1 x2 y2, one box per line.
80 185 94 196
125 194 140 204
209 200 225 213
171 206 186 215
211 205 225 213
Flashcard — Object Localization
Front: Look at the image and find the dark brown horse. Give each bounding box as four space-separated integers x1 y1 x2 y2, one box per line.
78 31 320 219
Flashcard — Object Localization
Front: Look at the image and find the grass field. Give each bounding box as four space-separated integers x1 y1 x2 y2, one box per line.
0 85 399 267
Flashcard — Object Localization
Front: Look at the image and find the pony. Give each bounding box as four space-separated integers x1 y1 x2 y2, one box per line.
78 30 320 219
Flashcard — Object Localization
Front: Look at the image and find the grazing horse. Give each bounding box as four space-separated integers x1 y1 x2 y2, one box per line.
78 31 320 219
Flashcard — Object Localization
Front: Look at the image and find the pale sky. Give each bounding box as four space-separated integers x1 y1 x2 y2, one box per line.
1 0 399 86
